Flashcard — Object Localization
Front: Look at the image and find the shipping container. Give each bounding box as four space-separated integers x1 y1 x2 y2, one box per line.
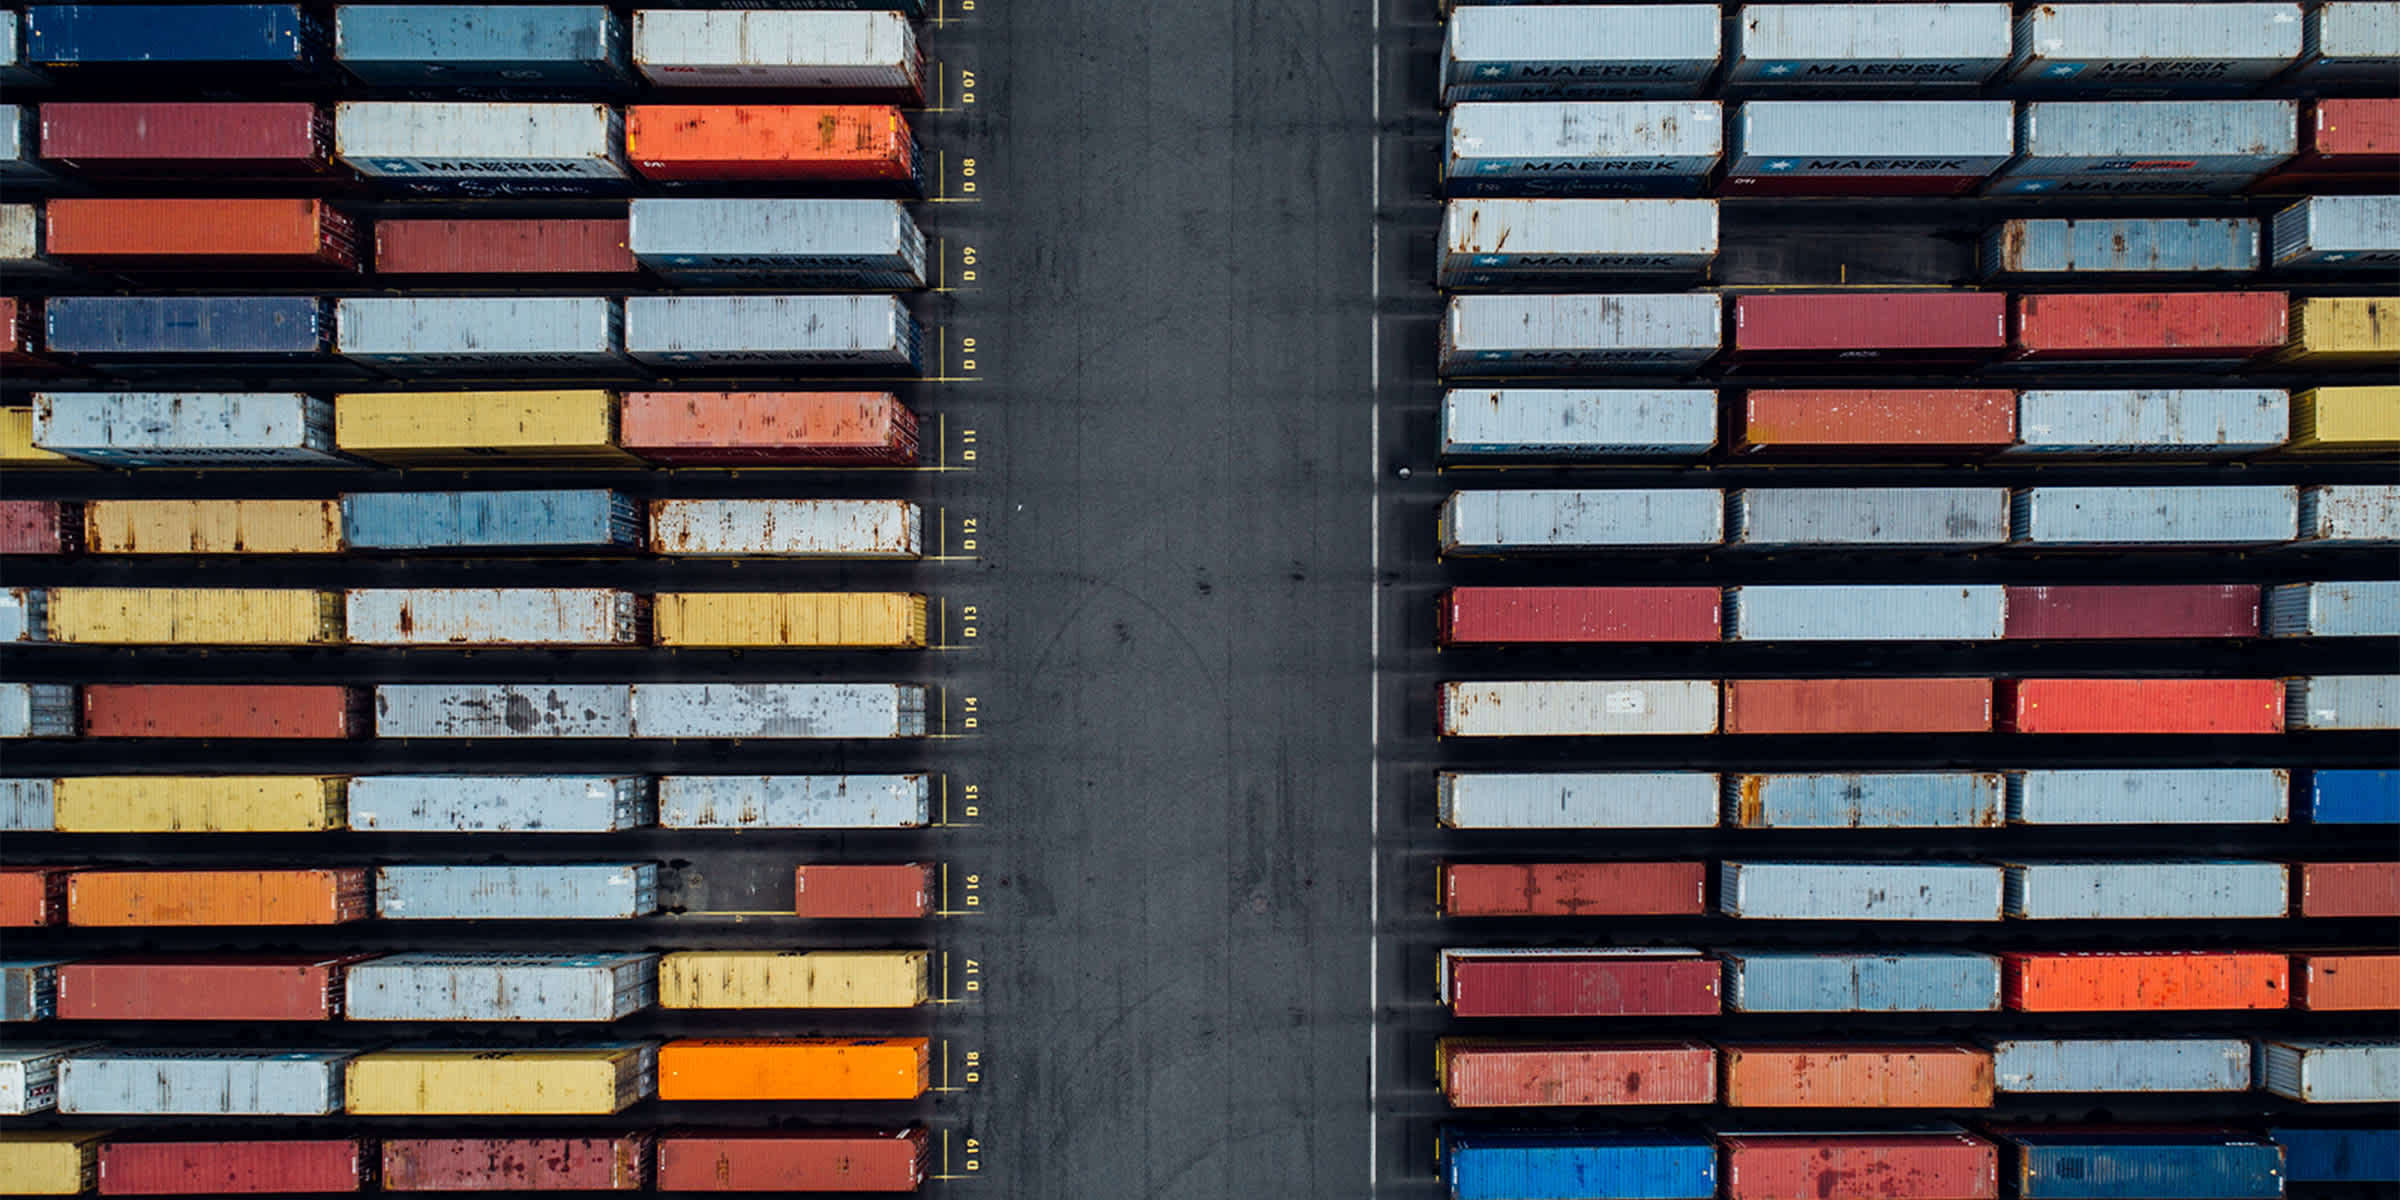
2011 389 2285 455
2299 954 2400 1012
1437 771 1718 828
1441 5 1715 102
44 296 330 364
345 1045 654 1115
1738 388 2015 452
1987 218 2257 281
793 863 933 919
1724 951 2001 1012
337 297 623 371
1727 771 2002 828
624 295 920 370
634 683 929 739
2003 677 2284 733
0 302 51 377
2003 950 2288 1011
1719 1128 1999 1200
2003 100 2298 183
55 955 358 1022
348 774 649 833
2287 674 2399 729
2309 769 2399 823
0 204 47 275
381 1134 650 1193
620 390 918 466
59 1049 350 1116
654 1130 925 1194
338 391 639 465
2003 1131 2284 1199
335 5 626 85
2268 581 2398 637
0 589 43 646
2291 1 2399 81
0 1132 99 1196
659 1037 927 1101
344 587 643 647
1437 489 1723 552
1438 861 1706 917
2272 196 2398 269
81 684 362 740
375 683 632 738
1442 1130 1714 1200
2261 1039 2400 1103
2282 296 2400 365
44 587 341 645
2274 1126 2400 1182
374 218 635 277
1439 679 1720 737
35 391 341 467
2301 861 2400 917
626 104 915 183
650 499 920 559
2005 3 2304 94
1436 1038 1714 1107
0 1043 93 1115
1439 387 1714 457
653 592 924 649
67 869 367 927
2003 859 2288 919
346 953 656 1022
2301 483 2400 544
1721 861 2002 920
343 489 641 550
634 9 916 97
1440 293 1721 373
1725 101 2013 193
630 198 924 289
0 867 71 926
1 959 63 1022
1442 101 1722 196
0 499 70 555
2012 291 2289 361
1728 585 2005 641
2008 768 2286 824
25 4 321 70
0 684 75 738
46 198 356 270
335 102 626 184
660 951 929 1010
1728 4 2013 91
375 864 658 920
0 407 80 468
2286 97 2397 175
1439 947 1720 1017
1729 487 2008 547
1439 201 1716 289
1724 678 1994 734
37 101 328 177
658 773 930 829
0 104 37 182
0 18 41 89
2010 486 2297 546
1437 586 1720 645
2004 584 2260 640
0 778 53 830
53 775 343 833
96 1138 366 1194
83 499 338 556
1732 292 2007 362
1723 1043 1993 1108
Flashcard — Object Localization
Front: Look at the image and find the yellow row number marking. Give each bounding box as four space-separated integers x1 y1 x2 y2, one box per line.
961 695 979 730
960 782 981 820
959 426 977 464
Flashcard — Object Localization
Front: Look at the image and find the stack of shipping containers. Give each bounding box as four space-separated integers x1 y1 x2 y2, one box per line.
1431 2 2396 1198
1 3 963 1194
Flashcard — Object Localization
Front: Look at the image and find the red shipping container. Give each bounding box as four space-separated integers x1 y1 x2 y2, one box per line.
97 1139 364 1195
654 1130 926 1193
1999 678 2283 733
382 1134 649 1192
1723 678 1993 734
55 955 366 1022
2012 292 2289 360
39 102 331 176
373 219 636 276
1442 950 1720 1018
1722 1129 1999 1199
2287 98 2398 175
626 105 916 183
1738 389 2017 452
81 685 366 739
0 297 45 368
619 391 919 466
793 863 934 919
1439 861 1706 917
46 198 359 269
0 499 72 554
1723 1043 1995 1108
0 866 71 926
1718 173 1985 197
1437 1038 1716 1107
2002 585 2260 640
2300 862 2400 918
1438 586 1720 645
2297 953 2400 1011
1731 293 2008 362
2003 950 2288 1012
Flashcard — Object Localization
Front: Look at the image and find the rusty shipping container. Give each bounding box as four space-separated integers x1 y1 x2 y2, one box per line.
2003 585 2260 639
344 588 646 647
83 498 343 555
626 104 916 184
1738 388 2016 452
54 955 360 1022
619 390 918 465
1437 1039 1715 1107
45 198 358 269
2302 861 2400 918
2000 678 2283 733
1723 1043 1993 1108
1732 292 2008 363
0 867 71 926
37 101 330 176
2004 950 2288 1011
1437 586 1719 645
96 1138 366 1194
2013 291 2290 360
1438 861 1706 917
654 1130 925 1193
0 499 72 554
793 863 934 919
81 684 365 739
66 868 369 926
1720 1129 1999 1200
1723 677 1992 734
1439 948 1719 1018
381 1134 650 1192
2298 954 2400 1011
373 218 636 276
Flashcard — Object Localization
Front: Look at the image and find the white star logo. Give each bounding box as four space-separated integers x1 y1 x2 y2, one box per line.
2021 180 2053 192
1764 63 1794 76
1764 159 1795 172
2047 63 2080 77
2326 253 2351 261
1478 65 1507 78
1477 255 1506 265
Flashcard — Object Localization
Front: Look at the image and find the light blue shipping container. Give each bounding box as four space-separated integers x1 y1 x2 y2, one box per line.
2261 1039 2400 1102
2009 1132 2284 1199
1723 950 2001 1012
0 779 54 831
629 683 930 739
341 490 641 551
2006 768 2289 825
335 5 626 85
1444 1129 1715 1200
2009 486 2298 546
2002 859 2288 919
1995 1038 2251 1093
1439 388 1717 457
2309 769 2400 823
0 19 46 88
1984 218 2256 278
58 1049 351 1116
2273 1127 2399 1182
1725 772 2002 828
1720 861 2003 921
375 864 658 920
2009 389 2287 454
344 952 656 1022
657 774 931 829
347 775 651 832
0 960 64 1022
1726 584 2005 640
2270 195 2399 269
2267 581 2400 637
2287 675 2398 730
1730 487 2010 547
375 684 633 738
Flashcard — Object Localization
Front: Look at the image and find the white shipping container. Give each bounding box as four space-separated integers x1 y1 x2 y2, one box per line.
2260 1039 2400 1103
2003 101 2299 178
344 588 644 646
0 22 40 88
0 588 44 644
0 779 55 832
2287 675 2399 731
32 392 344 466
2266 581 2400 638
1728 100 2016 177
1729 488 2009 547
345 953 657 1022
2010 390 2288 454
59 1049 352 1116
0 106 37 180
374 684 635 738
1443 102 1722 194
1726 585 2005 640
2271 196 2400 269
1438 199 1718 284
1436 770 1719 828
2007 769 2289 825
347 775 652 833
1728 3 2014 88
1720 861 2004 921
336 297 622 369
1440 293 1722 374
0 1043 96 1115
2002 859 2289 919
1994 1038 2251 1093
335 102 627 180
2007 3 2305 92
1441 5 1720 102
2294 1 2400 82
0 683 73 738
628 198 926 288
1438 680 1721 737
629 682 929 738
657 774 932 829
2300 484 2400 544
649 499 922 558
2009 486 2299 545
624 295 919 370
1438 489 1724 552
1440 388 1716 457
0 203 54 273
376 864 659 920
633 9 920 93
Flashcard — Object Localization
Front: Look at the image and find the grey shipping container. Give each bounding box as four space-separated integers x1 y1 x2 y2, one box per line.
347 775 652 833
1439 388 1716 457
1440 5 1719 102
2293 1 2400 82
343 588 645 646
1437 770 1720 828
334 5 628 85
649 498 923 558
0 589 41 645
633 10 918 93
656 774 932 829
2287 675 2398 731
336 297 623 370
344 952 656 1022
1438 199 1717 286
1994 1038 2251 1093
0 105 43 181
375 864 659 920
1722 951 2001 1012
1727 3 2014 90
1727 100 2015 177
1 779 56 831
1726 585 2006 641
2270 196 2399 269
58 1049 351 1116
342 490 642 551
2001 101 2298 180
1439 680 1721 737
2006 769 2290 825
629 682 930 738
43 296 330 362
1984 218 2259 279
0 960 65 1022
374 683 634 738
2267 581 2400 638
0 683 75 738
1443 102 1722 196
1438 489 1724 552
334 102 627 182
1 1043 98 1115
1726 772 2003 829
2002 859 2289 919
2009 389 2287 454
2009 486 2298 545
2301 484 2400 544
2260 1040 2400 1103
1728 487 2009 548
1719 861 2004 921
2006 3 2305 94
624 295 921 371
1440 294 1722 374
629 198 926 289
33 391 343 466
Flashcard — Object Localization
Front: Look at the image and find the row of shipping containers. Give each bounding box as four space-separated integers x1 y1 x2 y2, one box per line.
0 682 932 738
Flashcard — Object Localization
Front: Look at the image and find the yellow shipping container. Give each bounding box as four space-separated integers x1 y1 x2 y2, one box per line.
2282 297 2400 365
653 592 928 649
0 1131 104 1195
83 499 343 555
44 588 342 645
2289 387 2400 453
334 389 639 465
53 775 345 833
0 408 84 469
346 1046 654 1115
660 950 931 1010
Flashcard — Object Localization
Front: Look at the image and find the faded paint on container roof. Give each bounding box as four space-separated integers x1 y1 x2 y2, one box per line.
649 498 922 557
657 774 930 829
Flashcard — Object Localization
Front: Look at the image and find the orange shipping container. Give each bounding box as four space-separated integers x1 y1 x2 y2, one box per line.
2000 678 2284 734
619 391 919 466
657 1038 928 1101
1723 1043 1993 1108
1739 389 2018 452
67 868 370 927
45 198 359 269
2298 954 2400 1011
1438 1038 1716 1107
2003 950 2287 1012
0 866 73 926
626 106 916 183
1723 678 1993 734
2300 861 2400 917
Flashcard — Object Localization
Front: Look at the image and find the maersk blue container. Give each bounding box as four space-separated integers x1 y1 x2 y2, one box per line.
44 297 330 362
1724 950 2000 1012
2273 1127 2399 1182
335 6 628 85
341 490 640 551
1444 1130 1714 1200
2310 770 2400 823
2008 1132 2284 1199
25 5 322 67
1725 771 2001 828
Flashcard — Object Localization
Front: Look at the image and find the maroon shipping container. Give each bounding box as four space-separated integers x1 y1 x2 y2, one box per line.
1731 293 2008 362
2003 585 2260 640
40 103 332 176
382 1135 649 1192
0 297 46 369
1738 389 2017 453
1718 174 1985 197
373 219 637 276
55 955 367 1022
97 1140 366 1195
2012 292 2289 361
1437 1038 1716 1107
0 499 74 554
80 685 367 739
2300 862 2400 918
1439 862 1707 917
792 863 934 919
1722 1129 1999 1199
1438 586 1720 645
654 1130 926 1193
1441 949 1721 1018
1723 678 1994 734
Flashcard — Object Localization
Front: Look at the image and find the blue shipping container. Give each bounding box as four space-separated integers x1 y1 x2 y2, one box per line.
2008 1133 2284 1199
26 5 320 66
44 297 329 360
2310 770 2400 823
335 5 627 85
1725 951 2000 1013
341 490 641 551
1984 218 2258 278
2273 1127 2399 1182
375 863 658 920
1726 771 2001 828
1444 1130 1714 1200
